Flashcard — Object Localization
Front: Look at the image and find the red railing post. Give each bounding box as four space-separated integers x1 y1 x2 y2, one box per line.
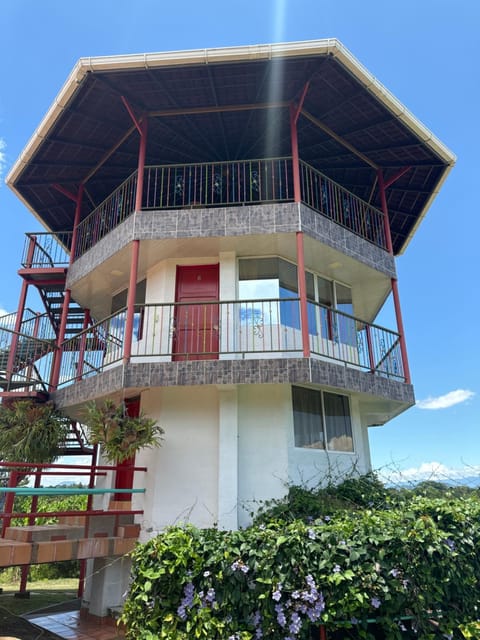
2 469 18 536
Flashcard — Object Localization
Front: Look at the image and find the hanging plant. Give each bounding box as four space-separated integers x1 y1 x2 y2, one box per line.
83 399 164 463
0 399 70 464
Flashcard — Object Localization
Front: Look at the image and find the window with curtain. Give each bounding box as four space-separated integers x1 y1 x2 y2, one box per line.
292 386 353 452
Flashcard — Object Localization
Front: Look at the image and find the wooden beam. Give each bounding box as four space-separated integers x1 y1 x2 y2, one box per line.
301 108 379 170
148 101 288 118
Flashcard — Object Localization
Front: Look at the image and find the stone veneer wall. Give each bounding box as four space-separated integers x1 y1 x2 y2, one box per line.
52 357 414 413
67 203 396 287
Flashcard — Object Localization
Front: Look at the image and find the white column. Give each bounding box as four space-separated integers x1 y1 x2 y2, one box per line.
217 385 239 530
219 251 236 359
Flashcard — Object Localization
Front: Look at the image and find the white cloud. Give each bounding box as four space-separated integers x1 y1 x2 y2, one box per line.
416 389 475 410
380 461 480 486
0 138 5 182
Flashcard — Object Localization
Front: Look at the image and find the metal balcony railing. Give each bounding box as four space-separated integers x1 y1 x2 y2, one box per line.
21 232 72 268
143 157 294 210
69 157 386 259
299 161 386 248
74 172 138 259
58 299 405 388
0 324 55 393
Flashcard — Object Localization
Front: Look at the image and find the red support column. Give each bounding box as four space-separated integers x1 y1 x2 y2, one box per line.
123 240 140 363
377 170 393 255
50 288 72 389
289 84 309 204
50 187 84 389
377 169 411 384
290 87 311 359
391 277 411 384
124 116 147 362
135 118 148 212
6 236 37 384
296 231 311 358
69 183 84 264
18 468 42 595
78 444 98 598
365 324 376 373
114 397 140 501
290 104 301 203
2 470 18 536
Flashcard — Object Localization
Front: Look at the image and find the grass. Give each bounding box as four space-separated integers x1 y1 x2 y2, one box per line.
0 577 77 615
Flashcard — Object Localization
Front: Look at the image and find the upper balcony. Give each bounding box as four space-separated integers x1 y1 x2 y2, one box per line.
72 157 387 260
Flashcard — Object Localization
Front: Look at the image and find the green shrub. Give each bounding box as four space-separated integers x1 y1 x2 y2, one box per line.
122 493 480 639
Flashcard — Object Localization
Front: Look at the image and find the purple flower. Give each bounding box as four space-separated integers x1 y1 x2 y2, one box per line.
289 612 302 635
272 587 282 601
231 559 249 573
444 538 456 551
389 568 400 578
333 564 341 573
252 610 262 625
350 617 359 625
205 587 216 604
305 574 316 588
307 528 316 540
324 515 331 522
275 603 286 627
371 597 381 609
177 604 187 620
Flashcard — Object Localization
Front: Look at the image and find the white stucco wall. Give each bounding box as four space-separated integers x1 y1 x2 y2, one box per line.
237 384 290 527
136 385 219 537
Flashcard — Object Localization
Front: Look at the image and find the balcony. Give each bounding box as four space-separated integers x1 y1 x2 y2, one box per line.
56 299 405 388
73 157 387 259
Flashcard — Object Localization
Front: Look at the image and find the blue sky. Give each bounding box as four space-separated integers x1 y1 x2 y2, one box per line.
0 0 478 482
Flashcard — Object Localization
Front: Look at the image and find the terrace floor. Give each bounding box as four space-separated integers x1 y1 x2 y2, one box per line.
26 608 125 640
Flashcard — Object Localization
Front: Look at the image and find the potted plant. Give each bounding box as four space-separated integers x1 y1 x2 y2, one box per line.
0 399 70 465
83 399 164 463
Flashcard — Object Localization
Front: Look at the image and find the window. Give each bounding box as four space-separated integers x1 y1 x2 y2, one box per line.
111 279 146 340
292 386 353 452
238 258 354 343
238 257 300 329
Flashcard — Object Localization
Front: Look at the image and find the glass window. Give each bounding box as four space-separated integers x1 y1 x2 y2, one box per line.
323 392 353 452
334 283 355 347
292 386 325 449
292 386 353 452
238 258 354 342
111 279 146 341
239 258 300 329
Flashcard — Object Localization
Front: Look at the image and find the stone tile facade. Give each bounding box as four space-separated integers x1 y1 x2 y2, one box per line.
67 203 395 287
52 356 414 414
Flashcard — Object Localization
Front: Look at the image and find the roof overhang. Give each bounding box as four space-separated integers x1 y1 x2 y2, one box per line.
6 39 455 254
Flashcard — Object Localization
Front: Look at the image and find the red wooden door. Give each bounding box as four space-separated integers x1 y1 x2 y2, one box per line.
173 264 219 360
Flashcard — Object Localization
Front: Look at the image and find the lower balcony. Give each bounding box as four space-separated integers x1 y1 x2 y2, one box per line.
57 298 405 388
